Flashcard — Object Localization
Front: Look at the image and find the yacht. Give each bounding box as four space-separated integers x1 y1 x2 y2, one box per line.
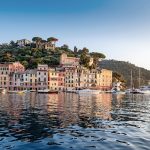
78 89 101 95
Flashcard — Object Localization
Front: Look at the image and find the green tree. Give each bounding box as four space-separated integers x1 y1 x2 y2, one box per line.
47 37 58 43
113 72 126 89
79 47 90 68
21 60 29 68
90 52 106 69
2 52 15 62
32 37 42 48
10 40 17 48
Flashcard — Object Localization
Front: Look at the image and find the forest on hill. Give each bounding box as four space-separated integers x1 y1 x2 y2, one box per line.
100 59 150 88
0 38 105 69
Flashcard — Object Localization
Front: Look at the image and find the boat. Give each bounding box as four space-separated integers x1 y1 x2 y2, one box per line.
125 70 141 94
8 90 26 94
139 86 150 94
112 90 125 94
66 89 78 93
30 90 36 92
37 89 58 94
49 90 59 94
105 88 125 94
78 89 101 95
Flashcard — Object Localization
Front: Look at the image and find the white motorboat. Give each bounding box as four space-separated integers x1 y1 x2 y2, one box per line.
139 86 150 94
78 89 101 95
66 89 78 93
37 89 58 94
37 89 50 93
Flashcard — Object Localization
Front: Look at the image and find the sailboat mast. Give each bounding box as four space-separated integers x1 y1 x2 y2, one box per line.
139 68 141 88
131 70 133 90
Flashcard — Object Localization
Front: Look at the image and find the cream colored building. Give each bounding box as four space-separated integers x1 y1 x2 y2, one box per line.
22 69 37 90
48 68 59 90
64 67 76 90
37 64 48 90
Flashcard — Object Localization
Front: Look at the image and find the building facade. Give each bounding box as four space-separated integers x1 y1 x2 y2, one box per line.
0 61 112 91
48 68 59 90
0 62 25 90
37 64 48 90
17 39 31 47
60 53 80 66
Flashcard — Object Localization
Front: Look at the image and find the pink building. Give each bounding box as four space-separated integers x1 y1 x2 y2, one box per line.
0 62 25 90
60 53 80 66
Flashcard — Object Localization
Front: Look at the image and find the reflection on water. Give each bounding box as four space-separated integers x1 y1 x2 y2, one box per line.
0 93 150 150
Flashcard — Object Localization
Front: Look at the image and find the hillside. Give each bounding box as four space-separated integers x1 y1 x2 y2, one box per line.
0 44 75 69
0 38 106 69
100 59 150 88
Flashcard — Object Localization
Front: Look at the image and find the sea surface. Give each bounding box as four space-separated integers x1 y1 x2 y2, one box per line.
0 92 150 150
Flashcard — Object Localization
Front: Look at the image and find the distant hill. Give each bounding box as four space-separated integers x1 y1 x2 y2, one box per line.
100 59 150 88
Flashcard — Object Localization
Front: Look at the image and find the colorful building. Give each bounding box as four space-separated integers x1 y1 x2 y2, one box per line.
0 62 25 90
60 53 80 66
22 69 37 90
0 61 112 91
37 64 48 90
96 69 112 90
48 68 59 90
57 68 65 91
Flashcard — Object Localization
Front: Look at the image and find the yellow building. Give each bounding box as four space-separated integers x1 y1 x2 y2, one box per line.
48 68 59 90
64 67 76 90
96 69 112 91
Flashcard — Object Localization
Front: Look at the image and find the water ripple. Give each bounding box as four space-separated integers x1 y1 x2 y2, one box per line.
0 93 150 149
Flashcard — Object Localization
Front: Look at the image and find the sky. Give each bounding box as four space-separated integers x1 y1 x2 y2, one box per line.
0 0 150 69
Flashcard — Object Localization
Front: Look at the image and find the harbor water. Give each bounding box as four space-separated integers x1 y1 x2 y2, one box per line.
0 92 150 150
